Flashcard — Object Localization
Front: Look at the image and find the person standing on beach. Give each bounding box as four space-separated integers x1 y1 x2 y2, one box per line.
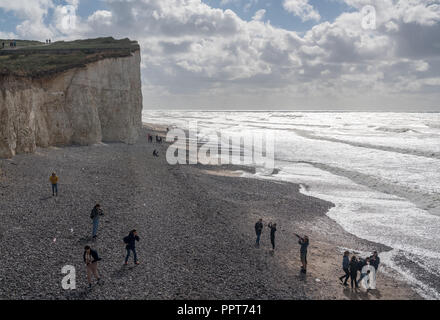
124 229 140 265
370 251 380 271
369 251 380 287
268 222 277 250
83 245 101 288
296 234 309 273
255 219 263 247
90 204 104 239
357 257 370 286
339 251 350 286
49 172 59 196
349 256 359 289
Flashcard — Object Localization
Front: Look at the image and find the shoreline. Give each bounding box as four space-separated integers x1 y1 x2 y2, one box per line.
145 123 423 300
0 124 421 300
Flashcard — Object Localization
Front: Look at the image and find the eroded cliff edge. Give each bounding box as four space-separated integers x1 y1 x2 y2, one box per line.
0 39 143 158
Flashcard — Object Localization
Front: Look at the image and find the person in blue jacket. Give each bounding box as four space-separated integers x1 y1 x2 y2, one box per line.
296 234 309 273
339 251 350 286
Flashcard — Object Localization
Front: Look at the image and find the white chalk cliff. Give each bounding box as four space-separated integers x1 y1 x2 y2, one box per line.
0 51 143 158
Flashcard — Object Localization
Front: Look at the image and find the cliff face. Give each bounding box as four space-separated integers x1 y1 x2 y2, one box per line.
0 51 142 158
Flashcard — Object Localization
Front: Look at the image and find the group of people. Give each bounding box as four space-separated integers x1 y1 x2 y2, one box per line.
1 40 16 49
49 173 141 289
254 219 309 274
147 133 163 143
339 251 380 290
51 171 382 291
45 39 52 44
83 229 140 288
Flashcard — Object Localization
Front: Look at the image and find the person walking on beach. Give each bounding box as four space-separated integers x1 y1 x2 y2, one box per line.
339 251 350 286
296 234 309 273
349 255 359 289
49 172 59 196
123 229 140 265
83 245 101 288
268 222 277 250
90 204 104 239
255 219 263 247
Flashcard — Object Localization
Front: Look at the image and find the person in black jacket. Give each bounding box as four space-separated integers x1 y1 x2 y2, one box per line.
370 251 380 270
349 255 359 289
124 229 140 265
268 222 277 250
339 251 350 286
255 219 263 247
83 246 101 288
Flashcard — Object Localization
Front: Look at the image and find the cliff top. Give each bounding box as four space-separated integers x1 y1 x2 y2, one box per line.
0 37 140 78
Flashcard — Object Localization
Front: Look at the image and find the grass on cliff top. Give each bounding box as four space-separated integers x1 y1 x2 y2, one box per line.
0 37 140 77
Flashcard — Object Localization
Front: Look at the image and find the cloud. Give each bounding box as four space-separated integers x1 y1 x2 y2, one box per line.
252 9 266 21
0 0 55 38
1 0 439 109
283 0 321 22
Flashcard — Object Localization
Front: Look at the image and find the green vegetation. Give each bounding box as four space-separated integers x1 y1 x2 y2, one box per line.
0 37 140 77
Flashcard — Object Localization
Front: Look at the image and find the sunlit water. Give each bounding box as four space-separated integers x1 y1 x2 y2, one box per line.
143 110 440 299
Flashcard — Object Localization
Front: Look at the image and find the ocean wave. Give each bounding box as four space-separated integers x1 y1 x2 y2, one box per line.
375 127 419 133
426 122 440 129
291 129 440 160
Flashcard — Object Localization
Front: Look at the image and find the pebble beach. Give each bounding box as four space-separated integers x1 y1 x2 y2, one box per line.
0 125 421 300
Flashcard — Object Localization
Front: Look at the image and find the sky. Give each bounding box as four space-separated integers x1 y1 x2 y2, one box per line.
0 0 439 111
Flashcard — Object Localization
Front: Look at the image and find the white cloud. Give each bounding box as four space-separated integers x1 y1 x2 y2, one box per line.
283 0 321 22
1 0 439 109
0 0 55 38
252 9 266 21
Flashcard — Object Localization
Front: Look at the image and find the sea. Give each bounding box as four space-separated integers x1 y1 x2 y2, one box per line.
143 110 440 299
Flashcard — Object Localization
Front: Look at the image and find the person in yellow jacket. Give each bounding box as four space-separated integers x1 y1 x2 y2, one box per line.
50 172 59 196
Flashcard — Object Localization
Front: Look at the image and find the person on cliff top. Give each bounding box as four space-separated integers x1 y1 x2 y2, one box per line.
296 234 309 273
255 219 263 248
123 229 140 265
49 172 59 196
83 245 102 289
90 204 104 239
268 222 277 250
339 251 350 286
